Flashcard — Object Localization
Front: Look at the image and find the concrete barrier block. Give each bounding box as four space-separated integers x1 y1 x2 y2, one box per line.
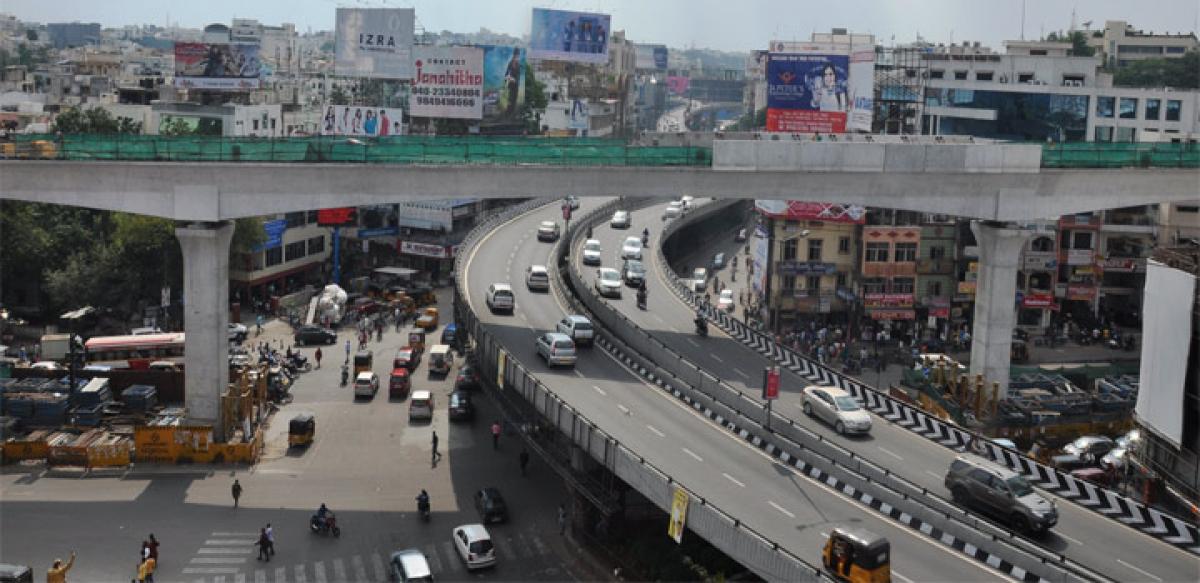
923 145 969 172
883 144 928 172
1001 144 1043 173
753 140 798 170
964 144 1007 173
713 140 759 171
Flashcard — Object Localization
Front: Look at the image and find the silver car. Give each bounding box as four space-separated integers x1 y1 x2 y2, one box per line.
582 239 603 265
595 268 623 297
801 385 872 435
535 332 577 367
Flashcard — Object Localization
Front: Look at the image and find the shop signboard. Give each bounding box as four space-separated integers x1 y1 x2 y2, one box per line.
254 219 287 251
411 46 484 120
869 309 915 320
957 281 977 295
1067 285 1097 301
1023 252 1057 270
528 8 611 64
335 7 415 79
399 241 450 259
174 43 262 90
1022 293 1055 308
1102 257 1144 273
863 293 914 308
929 307 951 318
753 200 866 223
776 261 838 275
1066 249 1094 266
317 208 357 226
358 226 399 239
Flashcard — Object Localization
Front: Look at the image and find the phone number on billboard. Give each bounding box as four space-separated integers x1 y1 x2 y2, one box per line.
412 87 482 97
415 97 478 107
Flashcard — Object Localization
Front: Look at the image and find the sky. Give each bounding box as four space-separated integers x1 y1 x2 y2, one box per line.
5 0 1197 53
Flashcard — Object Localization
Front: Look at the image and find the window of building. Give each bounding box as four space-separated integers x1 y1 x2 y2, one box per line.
1119 97 1137 119
930 281 943 296
891 277 915 294
1029 49 1047 56
894 243 918 262
808 239 823 261
1115 127 1136 142
1018 72 1035 83
806 275 822 293
975 71 994 81
1094 126 1113 142
1031 236 1054 252
1165 46 1186 54
782 239 798 261
930 245 946 260
838 237 851 253
1062 74 1085 86
954 70 968 80
862 277 886 294
1177 205 1199 213
284 241 306 262
1096 96 1115 118
781 275 796 291
307 235 325 255
865 242 889 262
930 70 944 79
836 273 847 288
265 247 282 267
270 119 276 130
1145 98 1161 120
1072 231 1093 250
1165 100 1182 121
285 212 305 228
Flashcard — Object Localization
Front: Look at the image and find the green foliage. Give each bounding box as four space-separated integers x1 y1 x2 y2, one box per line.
159 117 194 136
520 62 548 134
330 85 350 105
51 107 142 134
1067 31 1095 57
1112 51 1199 89
730 108 766 131
231 217 267 256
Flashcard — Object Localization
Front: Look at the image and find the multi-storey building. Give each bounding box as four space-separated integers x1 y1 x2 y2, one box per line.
1087 20 1199 68
860 210 922 335
230 211 332 306
916 219 958 335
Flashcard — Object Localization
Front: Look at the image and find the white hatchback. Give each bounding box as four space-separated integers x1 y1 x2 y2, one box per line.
582 239 603 265
610 210 631 229
620 236 643 260
452 524 496 570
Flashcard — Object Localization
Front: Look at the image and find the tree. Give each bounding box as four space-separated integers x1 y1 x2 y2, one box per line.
52 106 142 134
159 117 193 136
730 108 766 131
520 62 548 134
1113 51 1199 88
1067 31 1095 57
230 217 267 257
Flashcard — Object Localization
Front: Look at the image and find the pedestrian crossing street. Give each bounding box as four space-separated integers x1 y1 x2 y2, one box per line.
181 527 559 582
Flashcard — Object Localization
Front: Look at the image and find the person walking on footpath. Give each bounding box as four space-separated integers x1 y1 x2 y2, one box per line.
491 421 501 450
46 551 75 583
254 528 271 562
314 347 322 369
431 430 442 464
265 523 275 557
519 448 530 476
557 505 567 535
232 479 243 508
344 339 351 363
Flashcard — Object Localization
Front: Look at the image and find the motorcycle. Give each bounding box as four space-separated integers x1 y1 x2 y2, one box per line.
310 512 341 537
636 289 647 310
694 318 708 337
288 353 312 372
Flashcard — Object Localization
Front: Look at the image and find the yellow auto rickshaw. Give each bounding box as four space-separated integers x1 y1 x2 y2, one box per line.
415 307 439 331
353 349 374 376
822 527 890 583
407 330 426 354
288 413 315 447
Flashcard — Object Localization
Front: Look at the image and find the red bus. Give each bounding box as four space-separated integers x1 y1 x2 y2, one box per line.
83 333 185 370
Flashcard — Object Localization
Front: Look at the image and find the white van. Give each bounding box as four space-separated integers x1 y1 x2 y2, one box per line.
409 390 434 421
486 283 515 313
428 344 452 375
525 265 550 291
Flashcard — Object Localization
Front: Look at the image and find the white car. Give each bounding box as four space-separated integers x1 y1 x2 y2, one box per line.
718 289 735 311
692 267 708 292
620 236 643 260
801 385 872 435
662 201 683 220
595 268 623 297
354 372 380 399
390 549 433 582
536 221 560 242
486 283 515 313
610 210 631 229
228 322 248 342
452 524 496 570
582 239 603 265
525 265 550 291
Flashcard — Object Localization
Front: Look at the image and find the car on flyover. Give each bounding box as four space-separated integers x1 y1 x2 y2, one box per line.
622 259 646 287
582 239 603 265
535 332 577 368
801 385 872 435
945 454 1058 535
594 268 623 298
610 210 631 229
620 236 643 260
662 201 683 220
536 221 560 242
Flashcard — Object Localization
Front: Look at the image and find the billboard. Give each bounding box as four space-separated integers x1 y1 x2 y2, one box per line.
665 76 690 96
754 200 866 224
317 208 356 226
636 44 668 70
1136 260 1196 448
321 104 408 136
567 98 590 131
335 7 415 79
481 45 526 124
528 8 611 64
767 52 849 133
847 49 875 132
173 43 261 90
411 46 484 120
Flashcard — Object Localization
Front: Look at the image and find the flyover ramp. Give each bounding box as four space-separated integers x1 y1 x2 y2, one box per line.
578 197 1198 581
462 198 1001 581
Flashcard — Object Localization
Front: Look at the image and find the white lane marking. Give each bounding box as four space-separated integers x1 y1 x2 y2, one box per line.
197 548 254 554
925 470 942 479
1116 559 1162 582
255 569 267 583
190 557 247 564
681 447 703 462
182 568 240 575
592 385 607 396
685 338 699 347
294 564 308 583
891 570 916 583
274 567 286 582
646 425 665 437
371 552 387 581
617 404 631 415
733 368 750 379
211 532 257 536
312 560 328 583
711 354 724 363
877 446 904 461
767 500 796 519
1056 531 1085 546
234 572 247 583
351 554 368 581
204 539 255 545
332 558 347 582
723 472 746 488
574 369 584 377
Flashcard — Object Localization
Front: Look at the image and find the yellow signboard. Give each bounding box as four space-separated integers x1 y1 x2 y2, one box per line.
497 350 507 391
668 486 689 544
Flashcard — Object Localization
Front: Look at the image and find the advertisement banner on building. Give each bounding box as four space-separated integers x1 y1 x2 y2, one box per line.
929 307 951 318
863 293 915 308
1067 285 1097 301
173 43 261 90
334 7 415 79
751 224 769 296
411 46 484 120
635 44 668 70
480 45 526 124
254 219 287 251
958 281 977 295
1101 257 1145 273
1022 293 1055 308
357 227 399 239
1066 249 1094 266
1023 252 1057 270
528 8 611 64
766 52 849 133
776 261 838 275
847 49 875 132
567 98 590 130
665 76 690 96
321 103 408 136
870 309 916 320
317 208 357 226
400 241 450 259
754 200 866 223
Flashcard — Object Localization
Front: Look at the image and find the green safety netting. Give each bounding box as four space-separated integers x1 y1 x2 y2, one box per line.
1041 142 1199 168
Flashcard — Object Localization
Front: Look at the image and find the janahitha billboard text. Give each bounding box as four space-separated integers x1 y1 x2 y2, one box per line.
766 53 849 133
528 8 610 64
321 104 407 137
335 7 415 79
411 47 484 120
174 43 261 90
480 45 526 124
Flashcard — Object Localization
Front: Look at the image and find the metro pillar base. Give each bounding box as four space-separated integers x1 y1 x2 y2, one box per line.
176 221 235 441
968 222 1031 401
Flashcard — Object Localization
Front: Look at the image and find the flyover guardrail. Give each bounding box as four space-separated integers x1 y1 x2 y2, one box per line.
654 201 1200 556
452 197 828 582
561 199 1106 583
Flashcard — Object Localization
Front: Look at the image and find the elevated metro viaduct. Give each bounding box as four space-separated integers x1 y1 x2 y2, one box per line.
2 140 1197 437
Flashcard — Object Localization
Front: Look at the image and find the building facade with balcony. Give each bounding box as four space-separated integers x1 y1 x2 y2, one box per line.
769 219 860 327
916 221 958 337
860 221 921 331
1016 224 1061 332
230 211 331 306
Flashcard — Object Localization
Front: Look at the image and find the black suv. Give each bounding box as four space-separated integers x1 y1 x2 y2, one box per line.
474 487 509 523
294 325 337 346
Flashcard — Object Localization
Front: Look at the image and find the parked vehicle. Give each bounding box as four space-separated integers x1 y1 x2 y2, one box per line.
454 363 480 390
945 454 1057 534
448 390 474 421
295 325 337 346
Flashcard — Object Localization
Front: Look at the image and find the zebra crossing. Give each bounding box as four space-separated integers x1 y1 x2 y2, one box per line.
182 527 560 582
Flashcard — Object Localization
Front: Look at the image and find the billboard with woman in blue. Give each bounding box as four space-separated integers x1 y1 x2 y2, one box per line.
528 8 611 64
